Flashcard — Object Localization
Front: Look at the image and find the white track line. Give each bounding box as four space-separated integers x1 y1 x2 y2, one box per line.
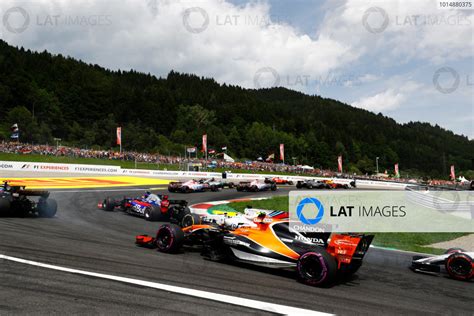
0 254 331 316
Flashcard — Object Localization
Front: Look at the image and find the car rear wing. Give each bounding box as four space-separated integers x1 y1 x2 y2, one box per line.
168 182 183 186
17 189 50 198
158 195 187 206
328 234 374 263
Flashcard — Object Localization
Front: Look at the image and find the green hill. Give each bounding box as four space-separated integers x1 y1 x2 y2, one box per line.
0 40 472 178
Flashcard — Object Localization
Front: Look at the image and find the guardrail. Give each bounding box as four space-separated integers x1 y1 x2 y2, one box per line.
0 160 407 190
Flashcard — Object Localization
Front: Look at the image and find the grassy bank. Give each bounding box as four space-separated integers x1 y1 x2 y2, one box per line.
227 196 468 255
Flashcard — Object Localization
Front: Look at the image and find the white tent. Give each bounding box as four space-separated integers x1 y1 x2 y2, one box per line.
458 176 470 183
223 153 235 162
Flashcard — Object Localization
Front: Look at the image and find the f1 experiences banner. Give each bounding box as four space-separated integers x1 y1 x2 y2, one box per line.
289 190 473 233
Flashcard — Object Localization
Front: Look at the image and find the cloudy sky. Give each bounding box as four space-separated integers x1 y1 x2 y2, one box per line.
1 0 472 138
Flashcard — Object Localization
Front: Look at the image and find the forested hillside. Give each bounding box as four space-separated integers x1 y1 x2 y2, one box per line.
0 40 472 177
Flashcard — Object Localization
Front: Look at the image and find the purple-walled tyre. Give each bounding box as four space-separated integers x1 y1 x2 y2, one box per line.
297 250 337 286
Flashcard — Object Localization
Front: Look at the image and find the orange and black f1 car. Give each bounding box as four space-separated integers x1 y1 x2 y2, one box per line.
136 212 373 286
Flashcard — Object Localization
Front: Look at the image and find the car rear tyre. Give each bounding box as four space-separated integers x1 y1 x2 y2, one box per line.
297 250 337 286
0 198 11 214
144 205 165 221
446 253 473 280
170 206 191 224
181 213 201 228
38 198 57 218
155 224 184 253
271 184 277 191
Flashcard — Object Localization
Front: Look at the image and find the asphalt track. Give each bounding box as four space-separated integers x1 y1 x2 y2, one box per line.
0 186 472 315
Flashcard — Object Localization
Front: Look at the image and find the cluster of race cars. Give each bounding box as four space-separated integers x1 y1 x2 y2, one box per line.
3 178 472 287
98 188 473 285
167 177 356 193
296 179 356 189
168 177 281 193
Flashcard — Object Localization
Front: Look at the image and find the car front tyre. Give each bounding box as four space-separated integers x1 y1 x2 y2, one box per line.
155 224 185 253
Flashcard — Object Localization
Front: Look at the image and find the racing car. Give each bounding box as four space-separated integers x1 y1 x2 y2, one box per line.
0 181 57 217
136 209 373 286
271 177 294 185
296 179 330 189
202 178 235 189
321 179 356 189
168 179 220 193
411 248 473 281
236 179 277 192
98 192 190 222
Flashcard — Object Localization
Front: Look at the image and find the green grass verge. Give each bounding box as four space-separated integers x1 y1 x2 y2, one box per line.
228 196 290 213
228 196 468 255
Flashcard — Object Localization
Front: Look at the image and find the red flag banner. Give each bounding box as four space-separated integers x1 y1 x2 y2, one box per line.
337 155 343 173
116 127 122 145
202 134 207 153
394 163 399 178
280 144 284 161
450 165 455 180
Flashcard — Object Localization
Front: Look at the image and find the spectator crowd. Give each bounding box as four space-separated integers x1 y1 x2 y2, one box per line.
0 141 424 184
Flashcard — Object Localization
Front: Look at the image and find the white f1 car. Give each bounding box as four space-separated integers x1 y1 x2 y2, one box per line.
168 179 219 193
182 207 288 229
236 179 277 192
411 248 473 281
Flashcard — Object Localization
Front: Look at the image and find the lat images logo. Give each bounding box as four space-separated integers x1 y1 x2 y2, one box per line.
296 197 324 225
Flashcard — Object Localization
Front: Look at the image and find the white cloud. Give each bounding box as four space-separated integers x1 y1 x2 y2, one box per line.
0 0 359 89
318 0 473 65
351 79 425 112
343 73 379 87
351 88 405 112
